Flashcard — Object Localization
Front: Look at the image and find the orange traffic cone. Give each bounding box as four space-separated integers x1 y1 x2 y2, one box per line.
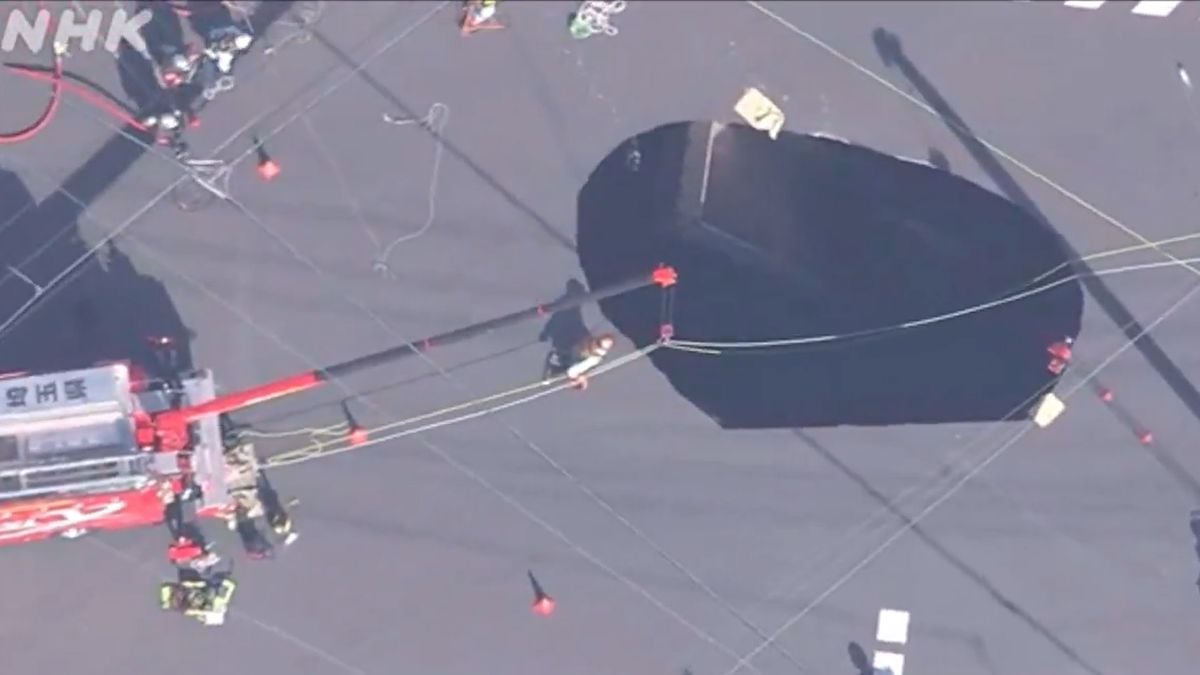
528 570 555 616
461 1 503 35
532 594 555 616
341 401 367 445
253 136 280 181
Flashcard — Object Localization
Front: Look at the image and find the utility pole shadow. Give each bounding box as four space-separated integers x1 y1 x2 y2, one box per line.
872 27 1200 499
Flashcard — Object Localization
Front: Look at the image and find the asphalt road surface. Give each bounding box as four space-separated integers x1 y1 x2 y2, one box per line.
1 2 1198 674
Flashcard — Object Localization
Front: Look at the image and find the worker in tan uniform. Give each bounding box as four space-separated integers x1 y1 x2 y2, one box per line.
221 422 299 559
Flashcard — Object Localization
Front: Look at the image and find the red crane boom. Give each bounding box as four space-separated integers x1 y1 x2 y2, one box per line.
147 265 677 450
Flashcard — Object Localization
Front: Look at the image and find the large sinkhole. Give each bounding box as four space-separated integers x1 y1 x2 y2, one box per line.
576 122 1084 428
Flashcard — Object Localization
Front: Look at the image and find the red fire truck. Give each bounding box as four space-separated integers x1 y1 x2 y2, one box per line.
0 360 232 546
0 265 677 549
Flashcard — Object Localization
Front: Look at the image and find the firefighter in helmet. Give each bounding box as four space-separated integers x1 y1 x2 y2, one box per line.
164 480 221 571
544 333 616 390
159 566 238 626
1047 337 1073 375
160 486 235 626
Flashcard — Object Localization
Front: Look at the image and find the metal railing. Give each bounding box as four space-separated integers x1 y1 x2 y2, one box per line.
0 454 152 502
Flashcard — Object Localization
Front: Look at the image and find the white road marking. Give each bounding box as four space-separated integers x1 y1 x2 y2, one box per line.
1130 0 1184 17
1061 0 1191 17
872 650 907 675
876 608 912 645
699 121 718 207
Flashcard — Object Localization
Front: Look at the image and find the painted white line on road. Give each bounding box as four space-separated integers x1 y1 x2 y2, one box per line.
1063 0 1106 9
875 608 911 645
1130 0 1184 17
872 650 906 675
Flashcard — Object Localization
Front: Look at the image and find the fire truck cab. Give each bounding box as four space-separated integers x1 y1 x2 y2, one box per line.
0 363 231 547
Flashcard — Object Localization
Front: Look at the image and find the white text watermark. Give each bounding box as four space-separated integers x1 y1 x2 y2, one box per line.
1 8 152 54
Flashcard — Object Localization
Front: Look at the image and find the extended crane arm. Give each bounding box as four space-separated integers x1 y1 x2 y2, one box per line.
152 265 676 443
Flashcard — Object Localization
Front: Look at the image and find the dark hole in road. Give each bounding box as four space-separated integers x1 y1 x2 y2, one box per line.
576 121 1084 428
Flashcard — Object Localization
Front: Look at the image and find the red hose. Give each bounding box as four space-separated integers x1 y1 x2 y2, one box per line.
0 54 64 144
4 64 148 132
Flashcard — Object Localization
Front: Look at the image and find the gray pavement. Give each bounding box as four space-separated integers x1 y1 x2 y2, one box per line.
1 1 1199 674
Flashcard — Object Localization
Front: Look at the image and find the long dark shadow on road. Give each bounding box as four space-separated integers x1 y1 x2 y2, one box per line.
0 2 298 334
793 430 1106 675
871 28 1200 490
308 29 579 252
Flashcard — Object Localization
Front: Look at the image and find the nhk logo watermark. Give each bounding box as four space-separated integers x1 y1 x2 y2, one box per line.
1 7 152 54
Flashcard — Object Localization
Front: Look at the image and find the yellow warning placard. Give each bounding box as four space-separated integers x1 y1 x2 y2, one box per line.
734 87 785 140
1032 392 1065 428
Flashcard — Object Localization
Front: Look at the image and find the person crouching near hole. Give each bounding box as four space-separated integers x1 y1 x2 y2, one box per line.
544 333 615 390
1047 336 1073 375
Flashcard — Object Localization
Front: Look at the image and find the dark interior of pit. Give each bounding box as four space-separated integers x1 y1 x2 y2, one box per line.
576 122 1083 428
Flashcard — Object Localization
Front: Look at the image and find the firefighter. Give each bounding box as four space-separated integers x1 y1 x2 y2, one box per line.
201 26 254 75
221 426 299 559
258 470 299 547
141 47 199 147
167 533 220 570
229 472 298 560
164 481 221 570
232 505 273 560
159 566 238 626
544 333 615 390
161 486 233 625
1047 337 1073 375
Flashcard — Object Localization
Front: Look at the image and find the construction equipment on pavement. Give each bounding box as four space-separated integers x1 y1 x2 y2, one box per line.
0 265 677 553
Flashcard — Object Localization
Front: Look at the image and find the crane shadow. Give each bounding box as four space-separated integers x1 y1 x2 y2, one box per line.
0 167 191 378
0 1 297 378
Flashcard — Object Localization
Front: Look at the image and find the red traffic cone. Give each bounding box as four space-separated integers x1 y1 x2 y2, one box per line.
651 264 678 288
341 401 367 445
461 1 503 34
532 594 555 616
253 137 280 181
528 570 555 616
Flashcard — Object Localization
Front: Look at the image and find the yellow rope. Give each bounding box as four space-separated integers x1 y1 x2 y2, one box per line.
241 423 349 440
262 343 661 469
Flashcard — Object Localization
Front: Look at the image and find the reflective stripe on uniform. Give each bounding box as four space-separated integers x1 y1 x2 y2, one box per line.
566 355 604 379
